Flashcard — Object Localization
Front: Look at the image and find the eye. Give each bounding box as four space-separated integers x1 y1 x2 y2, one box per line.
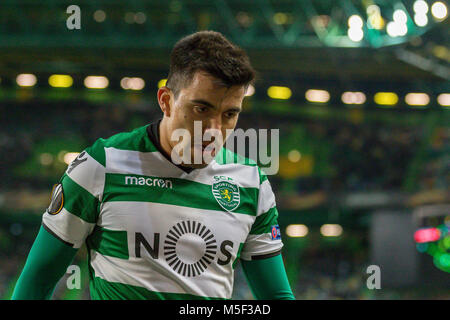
194 105 208 113
224 111 238 119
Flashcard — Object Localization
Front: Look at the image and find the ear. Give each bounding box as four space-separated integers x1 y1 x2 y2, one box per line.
157 87 173 117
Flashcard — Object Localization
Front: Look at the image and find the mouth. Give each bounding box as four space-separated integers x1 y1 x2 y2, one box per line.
193 144 217 157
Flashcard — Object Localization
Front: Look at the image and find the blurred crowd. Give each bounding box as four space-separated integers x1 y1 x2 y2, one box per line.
1 100 448 195
0 98 448 300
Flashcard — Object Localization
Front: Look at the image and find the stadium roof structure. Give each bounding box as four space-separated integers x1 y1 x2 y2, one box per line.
0 0 448 87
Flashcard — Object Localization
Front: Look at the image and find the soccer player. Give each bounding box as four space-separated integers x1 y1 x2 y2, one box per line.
12 31 295 300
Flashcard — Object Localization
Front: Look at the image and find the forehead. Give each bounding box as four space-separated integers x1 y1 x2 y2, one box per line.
180 71 246 104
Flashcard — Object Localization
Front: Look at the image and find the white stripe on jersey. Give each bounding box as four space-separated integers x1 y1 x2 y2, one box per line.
90 249 232 299
98 201 255 232
240 233 283 261
257 179 276 216
43 208 95 248
66 151 105 200
104 147 260 188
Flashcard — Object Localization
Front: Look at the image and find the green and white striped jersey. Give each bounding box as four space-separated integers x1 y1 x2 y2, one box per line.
42 124 283 300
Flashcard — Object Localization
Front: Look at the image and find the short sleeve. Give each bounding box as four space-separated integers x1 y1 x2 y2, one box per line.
240 173 283 261
42 141 105 249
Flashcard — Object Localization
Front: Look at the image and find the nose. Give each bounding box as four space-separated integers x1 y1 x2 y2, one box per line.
205 115 222 132
203 116 222 145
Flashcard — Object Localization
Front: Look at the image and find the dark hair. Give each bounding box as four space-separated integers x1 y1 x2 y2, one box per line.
166 31 256 99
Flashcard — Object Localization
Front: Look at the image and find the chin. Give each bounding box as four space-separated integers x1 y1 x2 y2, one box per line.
185 146 216 168
187 163 210 169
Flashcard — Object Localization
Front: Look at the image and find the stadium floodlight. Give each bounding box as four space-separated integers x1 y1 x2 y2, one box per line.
129 78 145 90
84 76 109 89
414 13 429 26
244 84 255 97
348 27 364 42
158 79 167 88
405 93 430 106
397 23 408 36
386 21 398 37
387 21 408 37
393 10 408 24
93 10 106 23
273 12 288 25
387 9 409 37
367 5 385 30
305 89 330 103
63 152 79 165
348 15 364 29
121 77 145 90
437 93 450 106
367 4 381 15
39 153 54 166
267 86 292 100
286 224 308 237
341 91 366 104
320 224 343 237
347 15 364 42
287 149 301 163
134 12 147 24
49 74 73 88
414 0 429 14
374 92 398 106
120 77 130 90
16 73 37 87
431 1 448 20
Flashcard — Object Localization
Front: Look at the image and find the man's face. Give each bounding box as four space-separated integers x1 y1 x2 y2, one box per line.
163 71 246 168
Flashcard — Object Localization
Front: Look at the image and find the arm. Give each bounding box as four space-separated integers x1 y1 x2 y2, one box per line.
240 169 295 300
13 142 105 299
241 254 295 300
11 225 78 300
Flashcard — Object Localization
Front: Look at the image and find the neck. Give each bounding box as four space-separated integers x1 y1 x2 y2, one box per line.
158 117 174 160
158 117 210 170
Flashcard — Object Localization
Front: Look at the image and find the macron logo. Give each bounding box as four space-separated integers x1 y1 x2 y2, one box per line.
125 176 173 189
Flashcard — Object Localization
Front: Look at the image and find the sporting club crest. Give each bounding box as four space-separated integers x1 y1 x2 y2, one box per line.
212 176 240 212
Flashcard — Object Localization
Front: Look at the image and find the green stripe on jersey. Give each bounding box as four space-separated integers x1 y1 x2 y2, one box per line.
215 147 269 186
84 139 107 167
215 147 257 166
233 243 245 269
61 174 99 223
85 125 264 170
102 173 259 216
89 276 226 300
85 125 157 167
258 167 268 184
86 226 129 259
249 206 279 235
103 125 158 153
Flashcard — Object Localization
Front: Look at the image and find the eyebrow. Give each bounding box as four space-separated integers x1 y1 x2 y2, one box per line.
190 99 241 112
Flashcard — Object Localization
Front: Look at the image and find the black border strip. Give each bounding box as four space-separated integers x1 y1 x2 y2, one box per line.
251 249 282 260
42 223 74 247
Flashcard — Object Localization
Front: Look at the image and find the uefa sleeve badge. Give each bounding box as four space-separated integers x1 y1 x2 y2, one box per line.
47 183 64 215
271 225 281 240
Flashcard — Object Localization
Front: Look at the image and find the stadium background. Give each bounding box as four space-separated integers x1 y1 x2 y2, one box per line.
0 0 449 299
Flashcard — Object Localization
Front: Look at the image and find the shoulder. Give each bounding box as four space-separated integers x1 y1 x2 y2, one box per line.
215 147 268 186
84 125 154 166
